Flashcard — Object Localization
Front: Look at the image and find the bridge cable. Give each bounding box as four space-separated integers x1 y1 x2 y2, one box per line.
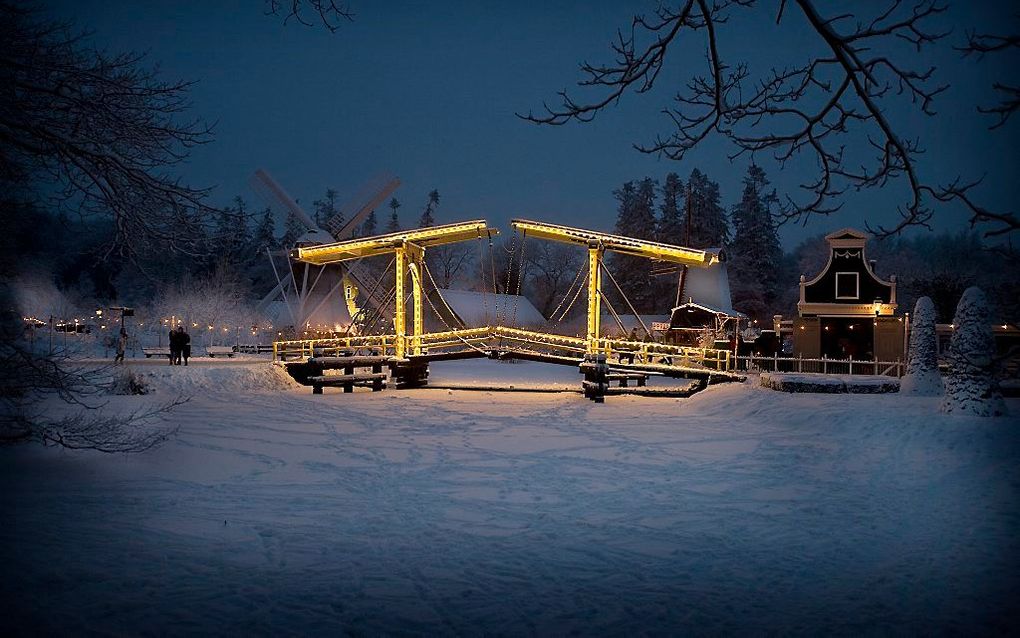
600 261 653 339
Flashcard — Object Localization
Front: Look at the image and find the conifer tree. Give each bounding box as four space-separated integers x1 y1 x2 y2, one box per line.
685 169 728 248
280 209 307 247
728 164 782 320
657 172 685 244
941 287 1007 416
252 206 277 254
900 296 942 395
611 178 658 312
419 190 440 227
361 210 378 236
313 188 340 229
387 198 401 232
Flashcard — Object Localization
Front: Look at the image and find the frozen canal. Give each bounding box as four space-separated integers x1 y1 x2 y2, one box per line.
2 360 1018 634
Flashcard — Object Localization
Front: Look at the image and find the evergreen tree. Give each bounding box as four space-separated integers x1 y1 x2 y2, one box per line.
900 296 942 396
252 206 277 254
361 210 378 236
611 178 658 312
280 209 307 247
313 188 340 229
941 287 1007 416
657 172 685 244
728 164 782 320
213 196 250 259
419 189 440 227
387 198 401 232
685 169 729 248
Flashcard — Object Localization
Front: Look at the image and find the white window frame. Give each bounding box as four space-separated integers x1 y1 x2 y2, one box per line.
835 272 859 300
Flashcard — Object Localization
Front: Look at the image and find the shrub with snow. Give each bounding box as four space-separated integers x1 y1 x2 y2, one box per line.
940 287 1007 417
900 296 942 396
108 369 150 395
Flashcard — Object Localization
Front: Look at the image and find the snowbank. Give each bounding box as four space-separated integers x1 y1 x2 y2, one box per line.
761 372 899 394
128 362 300 395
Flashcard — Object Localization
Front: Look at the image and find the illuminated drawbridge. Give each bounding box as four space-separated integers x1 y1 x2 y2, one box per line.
274 219 745 398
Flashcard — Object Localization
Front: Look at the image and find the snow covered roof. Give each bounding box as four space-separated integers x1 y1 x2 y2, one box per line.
433 289 546 329
670 301 747 319
600 314 669 337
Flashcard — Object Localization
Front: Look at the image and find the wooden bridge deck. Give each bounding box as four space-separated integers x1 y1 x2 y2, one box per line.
275 327 745 384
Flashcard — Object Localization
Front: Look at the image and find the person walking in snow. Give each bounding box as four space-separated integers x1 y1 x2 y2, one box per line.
180 327 191 366
114 327 127 363
168 328 180 365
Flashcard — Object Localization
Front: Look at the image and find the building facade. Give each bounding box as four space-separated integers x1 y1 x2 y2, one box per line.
788 228 904 361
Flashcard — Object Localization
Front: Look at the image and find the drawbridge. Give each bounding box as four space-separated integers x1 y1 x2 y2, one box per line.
274 219 744 397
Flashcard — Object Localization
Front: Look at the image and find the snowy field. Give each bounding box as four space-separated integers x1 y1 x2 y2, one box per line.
2 359 1018 635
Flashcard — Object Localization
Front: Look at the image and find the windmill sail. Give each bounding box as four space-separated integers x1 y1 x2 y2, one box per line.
325 174 401 240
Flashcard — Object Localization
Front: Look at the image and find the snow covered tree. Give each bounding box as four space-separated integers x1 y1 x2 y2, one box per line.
313 188 340 229
685 169 728 248
419 190 440 228
729 165 783 321
940 287 1007 416
387 198 401 232
900 296 942 396
657 172 685 245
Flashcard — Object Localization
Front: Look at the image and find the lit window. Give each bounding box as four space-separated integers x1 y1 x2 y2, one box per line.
835 272 859 300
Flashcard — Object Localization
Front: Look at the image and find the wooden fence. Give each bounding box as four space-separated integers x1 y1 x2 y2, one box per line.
735 354 904 377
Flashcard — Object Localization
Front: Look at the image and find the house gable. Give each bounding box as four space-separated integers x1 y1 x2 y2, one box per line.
799 228 897 316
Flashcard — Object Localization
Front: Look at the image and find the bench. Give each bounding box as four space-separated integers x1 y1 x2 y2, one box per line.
142 347 171 359
206 346 235 358
308 355 391 368
305 355 390 394
308 373 387 394
605 371 649 387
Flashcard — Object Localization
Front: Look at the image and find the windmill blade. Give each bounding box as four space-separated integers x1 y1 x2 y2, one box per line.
252 168 320 231
326 175 401 240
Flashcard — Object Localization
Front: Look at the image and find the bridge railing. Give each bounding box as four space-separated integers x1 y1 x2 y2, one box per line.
600 338 733 372
273 327 733 372
273 334 398 361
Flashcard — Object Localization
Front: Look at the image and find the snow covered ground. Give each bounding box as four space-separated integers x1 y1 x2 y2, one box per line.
2 360 1018 634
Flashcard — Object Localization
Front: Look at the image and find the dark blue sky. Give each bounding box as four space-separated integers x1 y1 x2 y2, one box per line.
48 1 1019 248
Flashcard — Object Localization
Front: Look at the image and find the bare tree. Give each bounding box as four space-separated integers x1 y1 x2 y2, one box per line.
520 1 1018 238
1 3 227 259
0 302 183 452
427 244 475 289
265 0 354 32
524 242 584 318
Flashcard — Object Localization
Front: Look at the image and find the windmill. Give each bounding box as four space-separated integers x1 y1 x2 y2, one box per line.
252 169 400 334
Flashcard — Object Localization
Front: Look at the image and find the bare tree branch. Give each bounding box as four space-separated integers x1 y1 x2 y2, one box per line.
0 3 229 259
957 29 1020 129
265 0 354 32
519 0 1017 238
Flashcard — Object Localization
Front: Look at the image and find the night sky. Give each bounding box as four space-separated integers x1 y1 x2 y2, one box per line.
46 1 1019 248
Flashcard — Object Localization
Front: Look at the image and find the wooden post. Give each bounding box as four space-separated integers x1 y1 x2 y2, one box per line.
394 248 406 359
849 356 853 376
823 354 827 374
344 362 355 393
586 243 603 355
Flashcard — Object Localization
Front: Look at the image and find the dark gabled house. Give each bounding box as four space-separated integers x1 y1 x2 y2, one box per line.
791 228 904 361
